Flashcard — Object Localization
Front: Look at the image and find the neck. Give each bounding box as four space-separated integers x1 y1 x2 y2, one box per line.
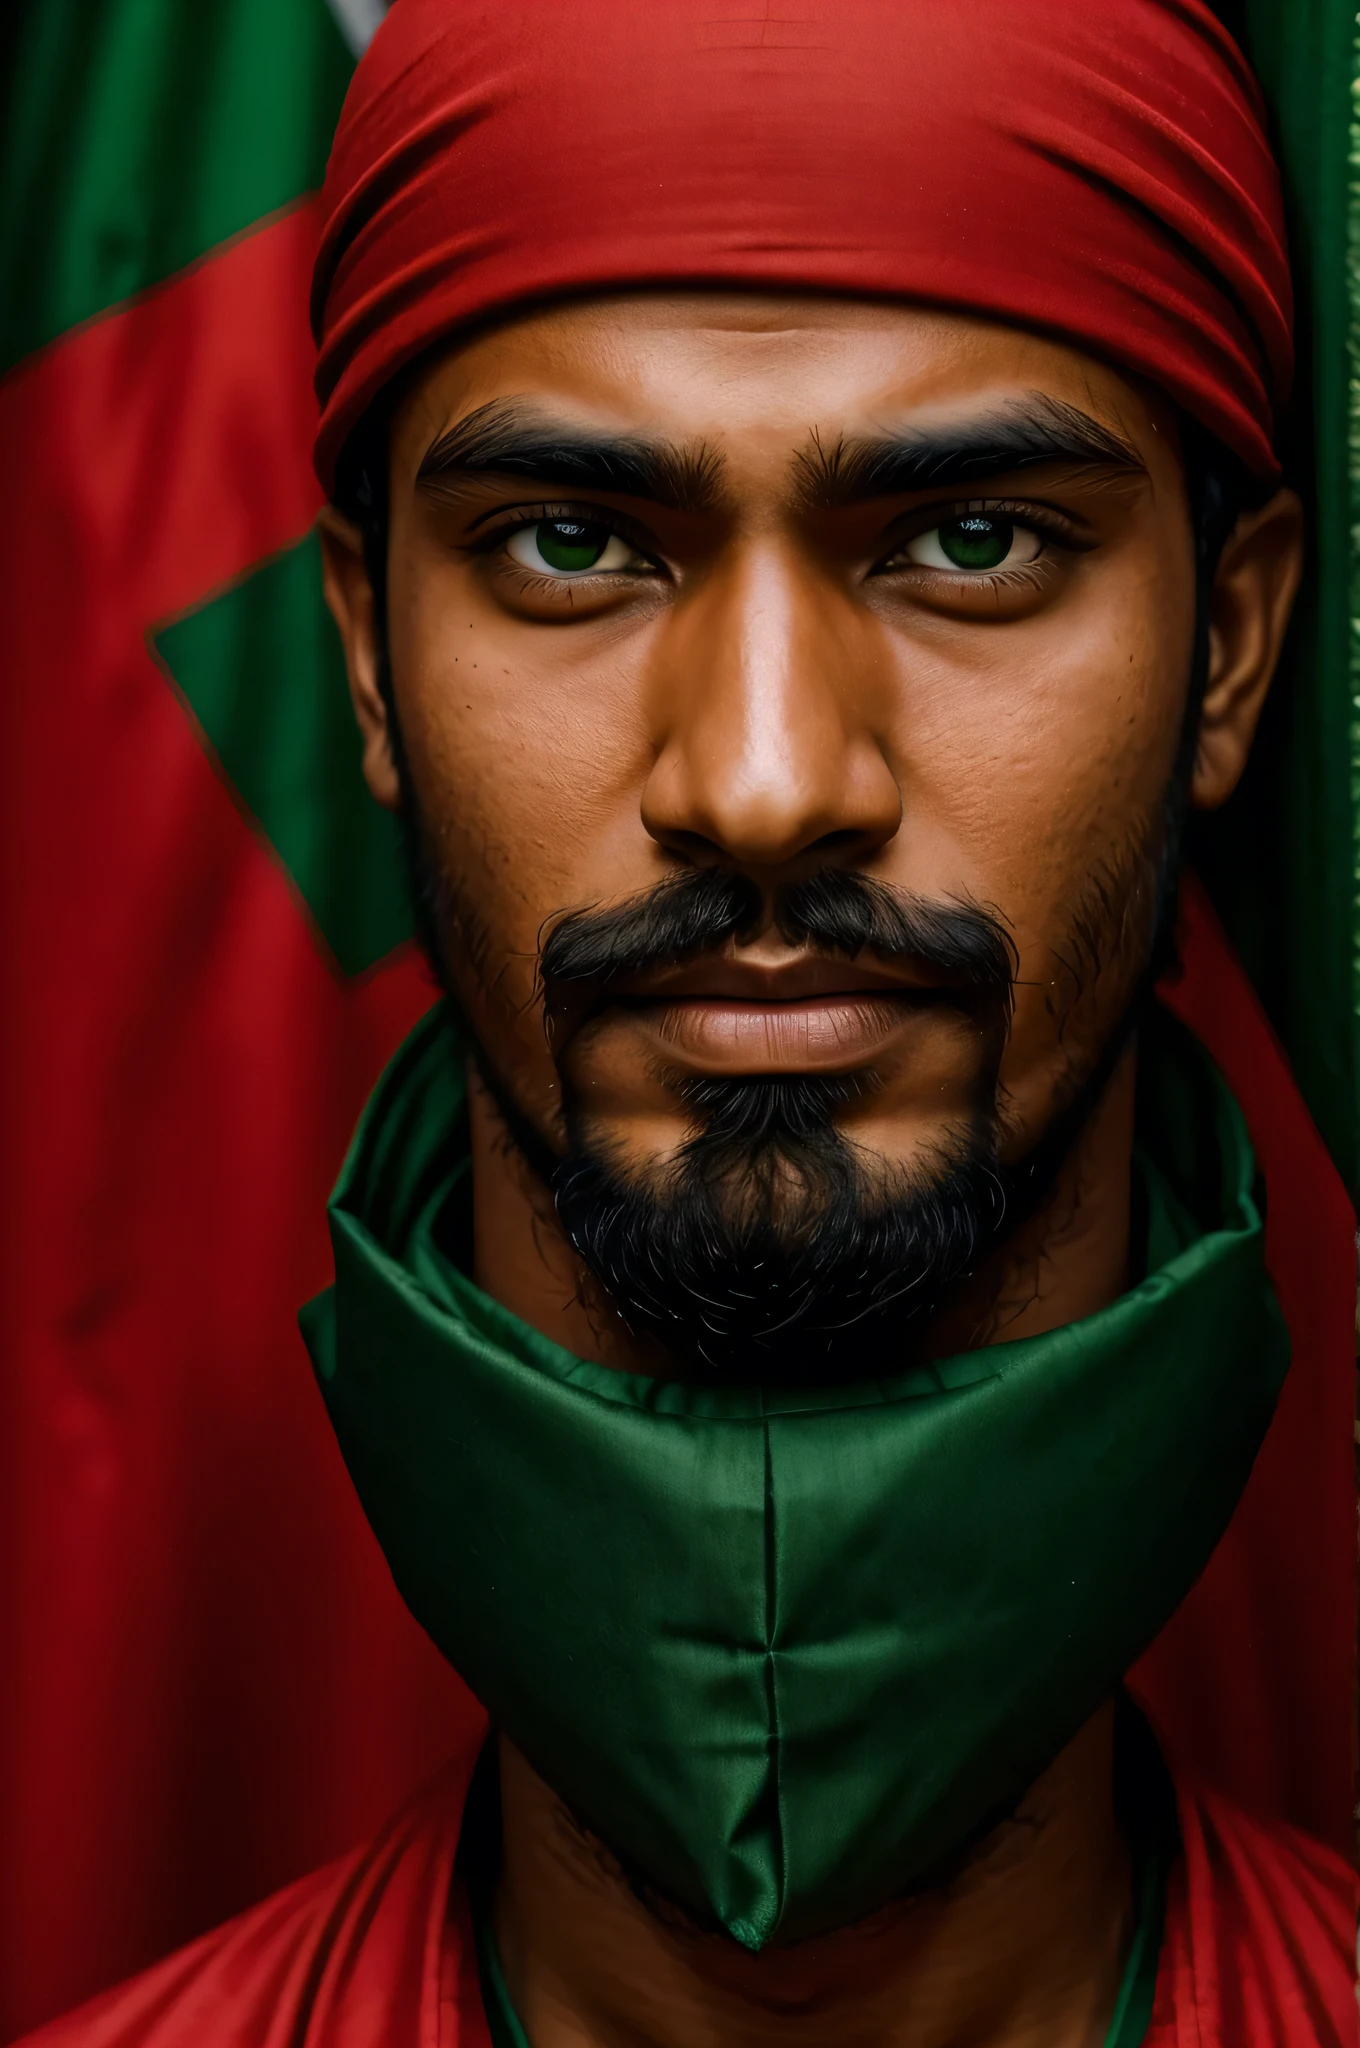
469 1046 1142 2042
492 1706 1133 2048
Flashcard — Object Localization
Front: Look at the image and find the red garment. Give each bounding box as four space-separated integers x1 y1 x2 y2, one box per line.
15 1744 1355 2048
312 0 1292 493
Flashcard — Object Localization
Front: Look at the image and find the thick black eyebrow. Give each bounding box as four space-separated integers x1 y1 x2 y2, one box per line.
416 399 726 516
792 394 1147 509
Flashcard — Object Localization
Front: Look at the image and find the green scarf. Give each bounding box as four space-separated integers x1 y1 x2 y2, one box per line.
302 1002 1287 1950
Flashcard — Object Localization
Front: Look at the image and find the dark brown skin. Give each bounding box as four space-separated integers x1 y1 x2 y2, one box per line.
321 294 1301 2046
493 1712 1129 2048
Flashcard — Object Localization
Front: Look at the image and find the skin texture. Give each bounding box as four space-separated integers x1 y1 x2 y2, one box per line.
321 293 1301 2046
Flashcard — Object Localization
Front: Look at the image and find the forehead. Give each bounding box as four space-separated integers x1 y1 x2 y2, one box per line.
391 292 1182 481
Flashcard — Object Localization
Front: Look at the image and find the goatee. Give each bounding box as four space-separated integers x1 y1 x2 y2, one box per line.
537 867 1018 1384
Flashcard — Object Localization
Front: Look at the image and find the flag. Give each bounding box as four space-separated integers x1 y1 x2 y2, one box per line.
1192 0 1360 1188
0 2 477 2035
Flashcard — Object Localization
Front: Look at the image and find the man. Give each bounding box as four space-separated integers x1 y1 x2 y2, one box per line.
22 2 1357 2043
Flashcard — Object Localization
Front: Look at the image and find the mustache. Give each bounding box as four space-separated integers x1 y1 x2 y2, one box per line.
539 867 1017 1009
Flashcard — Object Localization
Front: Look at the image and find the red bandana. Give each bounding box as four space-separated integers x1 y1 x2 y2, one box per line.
312 0 1292 493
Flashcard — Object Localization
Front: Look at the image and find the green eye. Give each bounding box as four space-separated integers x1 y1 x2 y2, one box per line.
901 516 1041 573
535 520 609 571
939 516 1012 569
506 519 636 577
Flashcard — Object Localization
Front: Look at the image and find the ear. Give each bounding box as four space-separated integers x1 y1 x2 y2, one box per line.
1190 486 1303 811
318 503 402 812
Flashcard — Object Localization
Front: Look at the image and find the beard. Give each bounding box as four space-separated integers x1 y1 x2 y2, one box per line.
539 866 1016 1383
387 735 1185 1391
552 1070 1005 1384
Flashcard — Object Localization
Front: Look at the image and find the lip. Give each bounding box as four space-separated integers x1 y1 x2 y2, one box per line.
549 949 964 1073
591 949 950 1072
641 990 921 1070
612 953 939 1004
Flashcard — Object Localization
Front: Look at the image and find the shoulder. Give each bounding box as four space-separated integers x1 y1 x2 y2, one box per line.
13 1769 472 2048
13 1857 360 2048
1180 1775 1357 1960
1152 1775 1357 2046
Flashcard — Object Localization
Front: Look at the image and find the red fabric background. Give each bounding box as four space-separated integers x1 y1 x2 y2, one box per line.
0 205 479 2042
1131 876 1356 1857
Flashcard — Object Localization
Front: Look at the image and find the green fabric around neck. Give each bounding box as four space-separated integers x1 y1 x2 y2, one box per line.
303 1001 1287 1950
1103 1852 1166 2048
472 1898 530 2048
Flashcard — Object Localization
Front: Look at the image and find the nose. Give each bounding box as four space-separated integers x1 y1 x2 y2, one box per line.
640 546 902 876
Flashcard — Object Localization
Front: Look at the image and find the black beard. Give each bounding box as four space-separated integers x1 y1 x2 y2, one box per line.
538 867 1017 1384
553 1072 1006 1384
440 849 1174 1388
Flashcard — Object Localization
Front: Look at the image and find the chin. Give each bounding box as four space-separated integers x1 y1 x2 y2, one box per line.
554 1075 1004 1386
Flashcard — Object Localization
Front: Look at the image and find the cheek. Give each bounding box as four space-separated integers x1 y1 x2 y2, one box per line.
901 586 1181 866
390 569 658 1036
883 561 1192 1118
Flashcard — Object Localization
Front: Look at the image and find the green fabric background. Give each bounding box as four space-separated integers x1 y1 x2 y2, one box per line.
1193 1 1360 1190
0 0 351 375
154 536 413 975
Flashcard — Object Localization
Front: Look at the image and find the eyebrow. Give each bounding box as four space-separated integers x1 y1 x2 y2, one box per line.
791 394 1147 509
416 399 726 515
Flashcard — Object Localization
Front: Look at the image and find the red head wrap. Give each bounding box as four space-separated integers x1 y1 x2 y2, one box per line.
312 0 1292 493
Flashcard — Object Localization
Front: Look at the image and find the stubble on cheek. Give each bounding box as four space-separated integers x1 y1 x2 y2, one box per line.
1052 815 1167 1026
1003 794 1171 1152
398 729 565 1118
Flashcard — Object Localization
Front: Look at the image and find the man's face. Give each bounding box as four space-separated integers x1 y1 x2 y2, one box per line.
333 296 1280 1375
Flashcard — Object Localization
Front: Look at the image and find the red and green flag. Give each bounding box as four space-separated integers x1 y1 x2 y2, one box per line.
0 3 475 2036
0 0 1355 2039
1192 1 1360 1191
